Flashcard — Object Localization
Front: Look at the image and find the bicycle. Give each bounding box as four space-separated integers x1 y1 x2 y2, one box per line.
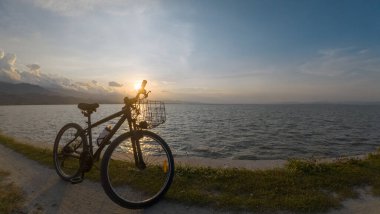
53 80 175 209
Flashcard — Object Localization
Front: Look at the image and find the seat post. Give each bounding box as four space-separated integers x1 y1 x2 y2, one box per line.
86 112 91 127
86 112 93 154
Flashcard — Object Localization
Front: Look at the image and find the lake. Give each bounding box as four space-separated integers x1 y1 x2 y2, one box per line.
0 104 379 160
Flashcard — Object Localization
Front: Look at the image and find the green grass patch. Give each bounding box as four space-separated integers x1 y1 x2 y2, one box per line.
0 170 25 213
0 134 53 167
1 133 380 213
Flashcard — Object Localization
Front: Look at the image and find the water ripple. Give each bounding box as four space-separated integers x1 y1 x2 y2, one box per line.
1 104 380 160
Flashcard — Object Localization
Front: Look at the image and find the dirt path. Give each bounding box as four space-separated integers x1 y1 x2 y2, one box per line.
328 188 380 214
0 144 231 214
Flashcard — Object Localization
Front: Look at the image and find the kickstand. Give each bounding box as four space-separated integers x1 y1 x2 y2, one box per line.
70 172 84 184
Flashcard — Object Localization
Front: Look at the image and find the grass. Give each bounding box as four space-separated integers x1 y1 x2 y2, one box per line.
0 170 25 213
1 133 380 213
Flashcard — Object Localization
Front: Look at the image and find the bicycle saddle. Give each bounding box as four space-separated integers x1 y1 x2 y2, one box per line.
77 103 99 112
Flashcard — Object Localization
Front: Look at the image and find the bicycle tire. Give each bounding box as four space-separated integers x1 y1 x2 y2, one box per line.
101 130 174 209
53 123 88 181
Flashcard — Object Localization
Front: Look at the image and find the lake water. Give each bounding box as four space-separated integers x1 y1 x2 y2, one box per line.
0 104 379 160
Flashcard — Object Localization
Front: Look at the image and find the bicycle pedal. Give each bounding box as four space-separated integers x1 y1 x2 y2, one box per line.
70 177 83 184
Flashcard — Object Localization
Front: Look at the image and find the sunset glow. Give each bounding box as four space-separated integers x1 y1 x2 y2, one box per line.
0 0 379 103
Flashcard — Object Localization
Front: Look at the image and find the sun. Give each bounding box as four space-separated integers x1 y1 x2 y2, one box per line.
134 81 141 91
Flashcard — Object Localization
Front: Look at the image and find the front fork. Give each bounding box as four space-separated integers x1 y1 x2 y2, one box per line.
129 119 146 170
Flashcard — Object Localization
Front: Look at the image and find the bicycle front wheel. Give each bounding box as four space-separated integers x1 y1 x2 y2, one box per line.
101 130 174 209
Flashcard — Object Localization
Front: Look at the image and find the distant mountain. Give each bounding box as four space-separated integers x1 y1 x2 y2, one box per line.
0 81 123 105
48 87 123 104
0 81 53 95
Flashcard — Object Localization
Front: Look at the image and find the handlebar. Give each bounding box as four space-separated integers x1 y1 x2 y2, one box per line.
123 80 150 105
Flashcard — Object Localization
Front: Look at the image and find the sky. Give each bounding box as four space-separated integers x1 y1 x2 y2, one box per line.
1 0 380 103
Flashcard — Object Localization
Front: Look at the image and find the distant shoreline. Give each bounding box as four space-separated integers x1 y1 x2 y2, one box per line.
1 102 380 106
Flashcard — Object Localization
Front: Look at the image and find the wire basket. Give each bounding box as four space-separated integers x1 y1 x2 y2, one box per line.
134 99 166 129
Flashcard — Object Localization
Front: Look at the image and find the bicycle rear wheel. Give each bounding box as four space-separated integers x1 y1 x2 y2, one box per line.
53 123 87 181
101 130 174 209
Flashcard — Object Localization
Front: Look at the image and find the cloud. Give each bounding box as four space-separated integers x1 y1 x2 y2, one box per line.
2 1 194 87
26 64 41 76
0 50 21 82
33 0 103 16
74 80 111 93
0 49 115 94
317 47 355 57
32 0 155 17
108 81 123 87
299 47 380 77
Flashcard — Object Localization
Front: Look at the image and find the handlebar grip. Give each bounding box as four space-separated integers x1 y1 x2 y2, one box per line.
141 80 147 90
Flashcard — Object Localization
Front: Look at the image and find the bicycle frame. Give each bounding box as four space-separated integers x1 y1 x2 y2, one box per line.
80 102 144 165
